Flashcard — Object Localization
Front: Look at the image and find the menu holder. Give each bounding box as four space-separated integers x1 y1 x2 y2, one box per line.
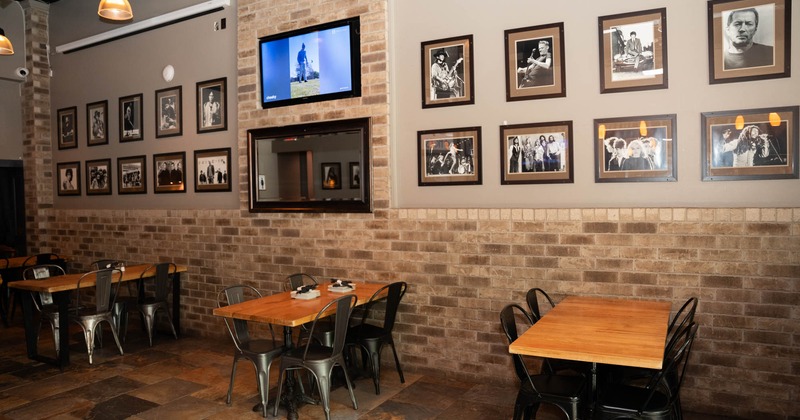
291 290 321 300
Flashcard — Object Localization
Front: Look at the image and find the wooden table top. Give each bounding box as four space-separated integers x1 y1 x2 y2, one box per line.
2 255 68 270
8 264 188 294
213 282 385 327
509 296 671 369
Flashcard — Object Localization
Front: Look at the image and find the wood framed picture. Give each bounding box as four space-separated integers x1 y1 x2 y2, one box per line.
417 126 482 186
117 155 147 195
197 77 227 133
349 162 361 189
321 162 342 190
155 86 182 138
86 100 108 147
153 152 186 193
421 35 474 109
505 22 566 102
594 114 678 183
598 8 668 94
119 93 143 142
194 147 231 192
85 158 111 195
701 106 798 181
56 161 80 196
57 106 77 150
707 0 791 84
500 121 574 185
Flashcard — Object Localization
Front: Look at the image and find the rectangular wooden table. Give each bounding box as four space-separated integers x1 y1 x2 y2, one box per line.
9 263 188 369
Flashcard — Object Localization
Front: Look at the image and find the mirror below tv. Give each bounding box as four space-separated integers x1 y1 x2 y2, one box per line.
247 117 371 213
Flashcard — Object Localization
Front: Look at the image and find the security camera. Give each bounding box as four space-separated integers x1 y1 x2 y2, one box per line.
15 67 29 78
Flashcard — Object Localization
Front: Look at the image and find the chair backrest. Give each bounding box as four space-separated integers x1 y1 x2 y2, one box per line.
218 284 263 350
640 322 698 413
285 273 318 291
23 253 61 266
75 268 123 313
141 262 177 300
499 303 540 395
354 281 407 333
303 294 357 359
666 297 697 344
22 264 65 280
525 287 556 321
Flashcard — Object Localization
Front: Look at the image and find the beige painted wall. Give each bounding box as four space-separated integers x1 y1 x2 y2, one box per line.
0 1 26 160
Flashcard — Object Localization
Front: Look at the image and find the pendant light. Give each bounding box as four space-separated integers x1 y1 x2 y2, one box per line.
0 28 14 55
98 0 133 21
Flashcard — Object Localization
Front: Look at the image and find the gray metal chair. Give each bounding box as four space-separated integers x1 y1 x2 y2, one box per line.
70 268 125 364
90 260 134 342
22 264 66 356
133 262 178 346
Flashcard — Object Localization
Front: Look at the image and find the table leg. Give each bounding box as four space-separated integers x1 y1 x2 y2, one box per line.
20 290 38 358
54 291 71 369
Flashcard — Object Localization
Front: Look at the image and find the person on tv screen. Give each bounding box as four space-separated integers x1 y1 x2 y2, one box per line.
297 43 308 83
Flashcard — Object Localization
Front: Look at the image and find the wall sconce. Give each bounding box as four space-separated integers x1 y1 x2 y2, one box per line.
598 124 606 139
98 0 133 21
0 27 14 55
639 120 647 136
769 112 781 127
734 115 745 130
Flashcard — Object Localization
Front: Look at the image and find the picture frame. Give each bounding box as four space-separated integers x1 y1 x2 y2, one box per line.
155 86 182 138
57 106 78 150
86 100 108 147
85 158 111 195
594 114 678 183
417 126 482 186
56 161 80 196
117 155 147 195
598 8 668 94
421 35 474 109
196 77 227 133
119 93 143 142
153 152 186 193
701 106 798 181
349 162 361 189
504 22 566 102
707 0 791 84
194 147 231 192
500 121 574 185
321 162 342 190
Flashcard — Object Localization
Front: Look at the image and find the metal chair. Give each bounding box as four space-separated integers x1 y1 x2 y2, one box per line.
9 254 67 320
22 264 66 355
285 273 335 347
70 268 125 364
91 260 133 342
132 262 178 346
525 288 591 377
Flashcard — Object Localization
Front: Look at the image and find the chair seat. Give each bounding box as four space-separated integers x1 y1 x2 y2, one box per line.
240 338 285 357
522 373 585 402
346 323 388 341
283 344 335 363
597 383 671 417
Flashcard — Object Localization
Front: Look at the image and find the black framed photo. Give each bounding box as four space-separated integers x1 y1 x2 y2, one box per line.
598 8 668 94
500 121 574 185
197 77 227 133
701 106 798 181
119 93 143 142
194 147 231 192
155 86 182 138
505 22 566 102
85 158 111 195
421 35 474 109
86 100 108 147
117 155 147 195
321 162 342 190
417 126 482 186
594 114 678 183
349 162 361 189
153 152 186 193
57 106 77 150
708 0 791 84
56 161 80 196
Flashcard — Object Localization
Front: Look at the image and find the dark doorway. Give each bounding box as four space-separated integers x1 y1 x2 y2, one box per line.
0 160 26 257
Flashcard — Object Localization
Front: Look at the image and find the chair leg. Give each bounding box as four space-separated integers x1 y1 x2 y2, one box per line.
105 318 124 356
255 361 271 418
163 308 178 340
389 339 405 383
340 362 358 410
141 308 155 346
79 320 99 364
226 356 239 405
272 368 286 417
369 347 381 394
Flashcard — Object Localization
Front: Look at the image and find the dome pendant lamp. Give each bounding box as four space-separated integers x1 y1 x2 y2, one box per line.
0 28 14 55
98 0 133 21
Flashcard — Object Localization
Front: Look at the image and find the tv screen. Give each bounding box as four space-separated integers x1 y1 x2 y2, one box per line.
259 17 361 109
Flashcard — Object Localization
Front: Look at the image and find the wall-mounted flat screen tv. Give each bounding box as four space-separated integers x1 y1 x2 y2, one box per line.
259 16 361 109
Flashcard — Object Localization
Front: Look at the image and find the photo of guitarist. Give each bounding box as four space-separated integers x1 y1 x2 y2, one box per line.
430 49 464 100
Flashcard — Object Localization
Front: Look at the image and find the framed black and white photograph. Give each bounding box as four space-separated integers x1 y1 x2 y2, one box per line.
708 0 791 84
153 152 186 193
321 162 342 190
701 106 798 181
421 35 474 109
56 161 80 196
119 93 143 142
155 86 182 138
349 162 360 189
57 106 77 150
598 8 668 94
197 77 227 133
594 114 677 183
86 100 108 147
117 155 147 195
505 22 566 102
85 158 111 195
417 126 482 186
194 147 231 192
500 121 574 185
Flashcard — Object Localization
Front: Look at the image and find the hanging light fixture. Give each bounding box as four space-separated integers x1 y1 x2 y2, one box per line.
768 112 781 127
734 115 745 130
0 27 14 55
639 120 647 136
98 0 133 21
598 124 606 139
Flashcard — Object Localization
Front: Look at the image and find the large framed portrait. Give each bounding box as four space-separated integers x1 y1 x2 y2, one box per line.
321 162 342 190
701 106 798 181
57 106 77 150
421 35 474 109
500 121 574 185
708 0 791 84
197 77 227 133
153 152 186 193
117 155 147 195
504 22 566 102
119 93 143 142
155 86 182 138
85 158 111 195
56 161 80 196
598 8 668 94
594 114 678 183
417 126 482 186
86 100 108 147
194 147 231 192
